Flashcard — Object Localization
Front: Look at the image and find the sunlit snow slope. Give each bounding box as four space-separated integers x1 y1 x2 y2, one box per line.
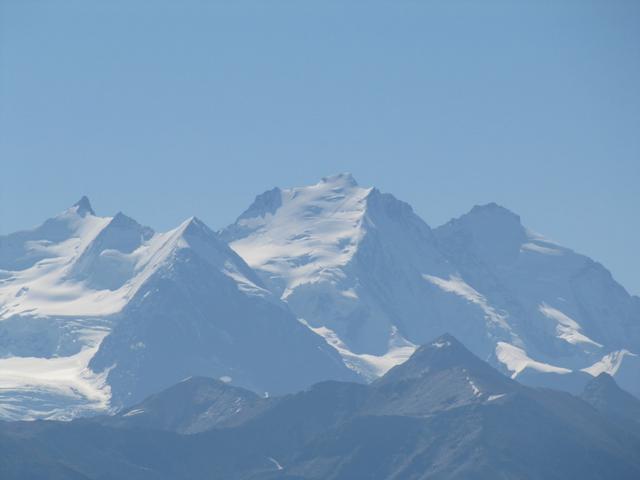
223 174 640 395
2 175 639 420
0 198 355 419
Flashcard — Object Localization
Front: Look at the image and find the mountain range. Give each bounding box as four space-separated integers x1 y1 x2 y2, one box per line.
1 334 639 479
1 174 639 420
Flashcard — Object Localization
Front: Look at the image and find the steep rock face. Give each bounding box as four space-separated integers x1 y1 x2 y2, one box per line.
224 175 640 395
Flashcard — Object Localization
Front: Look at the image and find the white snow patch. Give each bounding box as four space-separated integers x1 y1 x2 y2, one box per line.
219 376 232 383
340 288 359 299
495 342 571 379
229 175 372 295
466 376 481 397
299 320 416 379
123 408 145 417
521 242 563 255
431 340 451 349
582 349 638 377
538 303 602 348
0 327 112 420
223 266 270 297
423 274 513 334
486 394 506 402
268 457 284 470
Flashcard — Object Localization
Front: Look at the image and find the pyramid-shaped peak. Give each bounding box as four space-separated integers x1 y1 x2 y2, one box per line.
379 333 491 385
179 216 212 234
174 217 224 247
105 212 154 241
581 372 640 423
412 333 471 360
374 334 518 415
173 216 235 255
110 211 139 227
582 372 628 398
592 372 618 386
72 195 95 216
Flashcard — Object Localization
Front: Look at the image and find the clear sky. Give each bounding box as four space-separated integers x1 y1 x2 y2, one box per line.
1 0 639 294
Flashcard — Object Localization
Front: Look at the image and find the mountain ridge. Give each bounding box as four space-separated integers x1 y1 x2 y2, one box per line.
223 175 640 396
1 175 639 420
2 334 639 480
0 196 358 419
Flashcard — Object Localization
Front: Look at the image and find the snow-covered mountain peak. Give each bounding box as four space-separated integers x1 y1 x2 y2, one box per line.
364 188 427 230
1 201 356 419
72 195 96 217
169 216 241 261
136 215 274 302
0 208 255 322
220 177 640 398
177 216 215 238
222 175 373 295
320 172 358 188
45 196 103 236
221 176 434 295
3 180 639 421
68 211 153 291
236 188 283 223
26 197 106 253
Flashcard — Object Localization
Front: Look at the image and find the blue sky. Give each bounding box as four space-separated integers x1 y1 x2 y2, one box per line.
1 0 639 294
